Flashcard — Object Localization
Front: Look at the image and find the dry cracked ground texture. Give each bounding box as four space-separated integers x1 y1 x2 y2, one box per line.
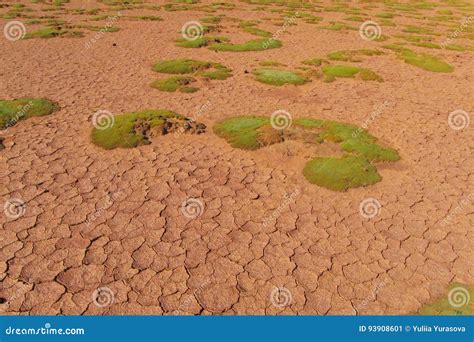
1 0 474 315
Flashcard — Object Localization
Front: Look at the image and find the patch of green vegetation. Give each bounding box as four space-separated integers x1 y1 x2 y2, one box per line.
201 16 222 24
175 36 229 48
320 21 356 31
413 42 441 49
214 116 399 191
326 49 383 63
91 110 184 150
0 98 59 129
259 60 284 67
302 58 325 66
24 27 71 39
239 20 272 37
209 38 282 51
254 68 308 86
418 283 474 315
376 12 394 18
152 59 211 74
150 76 198 93
322 64 383 82
403 25 439 36
151 59 231 92
344 16 365 22
126 15 163 21
213 116 269 150
392 48 454 73
303 155 381 191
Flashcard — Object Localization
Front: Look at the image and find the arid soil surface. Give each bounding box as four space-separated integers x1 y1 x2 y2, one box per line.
1 0 473 315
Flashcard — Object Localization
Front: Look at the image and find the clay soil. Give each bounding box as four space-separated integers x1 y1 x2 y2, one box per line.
0 0 473 315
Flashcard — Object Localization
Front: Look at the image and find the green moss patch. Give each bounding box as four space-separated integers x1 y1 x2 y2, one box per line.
150 76 198 93
322 64 383 82
214 116 399 191
388 48 455 72
239 20 272 37
91 109 205 150
254 68 308 86
418 283 474 315
0 98 59 129
175 36 229 48
151 59 231 92
303 156 381 191
327 49 384 62
209 38 282 51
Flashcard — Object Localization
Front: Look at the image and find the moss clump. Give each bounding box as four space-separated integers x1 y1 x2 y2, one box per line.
302 58 325 66
151 59 231 92
396 49 454 72
152 59 231 78
175 36 229 48
259 60 284 67
213 116 269 150
150 76 198 93
91 110 182 149
254 68 308 86
239 20 272 37
322 64 383 82
303 156 381 191
327 49 384 62
209 38 282 52
214 116 399 191
0 98 59 129
418 283 474 315
152 59 211 74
